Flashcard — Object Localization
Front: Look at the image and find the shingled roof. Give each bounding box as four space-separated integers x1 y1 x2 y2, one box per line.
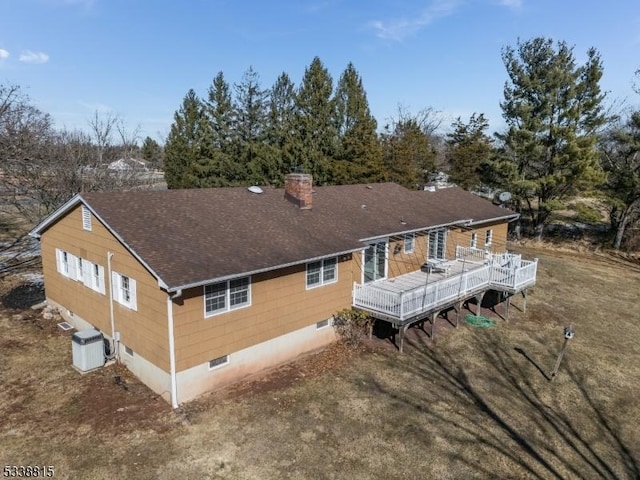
33 183 517 291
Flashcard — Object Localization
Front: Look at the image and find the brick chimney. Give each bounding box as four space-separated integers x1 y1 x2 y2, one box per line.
284 173 313 210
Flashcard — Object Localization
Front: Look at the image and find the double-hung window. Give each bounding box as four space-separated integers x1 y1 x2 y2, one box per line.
485 229 493 247
470 233 478 248
204 277 251 317
404 234 415 254
112 272 137 311
306 257 337 289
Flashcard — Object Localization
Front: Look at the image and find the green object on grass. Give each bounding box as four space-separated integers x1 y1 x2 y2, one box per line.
464 314 497 328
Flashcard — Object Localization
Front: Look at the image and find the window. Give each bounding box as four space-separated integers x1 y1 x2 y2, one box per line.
485 229 493 247
306 257 338 288
81 205 92 231
124 346 134 357
90 263 106 294
470 233 478 248
428 229 446 260
112 272 137 310
204 277 251 317
316 318 331 329
62 251 70 275
363 242 386 283
404 234 415 253
55 249 77 279
209 355 229 369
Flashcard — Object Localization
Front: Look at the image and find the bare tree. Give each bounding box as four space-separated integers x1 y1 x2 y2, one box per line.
87 110 118 164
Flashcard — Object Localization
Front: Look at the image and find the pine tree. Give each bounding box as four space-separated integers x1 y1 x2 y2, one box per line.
266 72 299 184
295 57 337 184
233 67 271 185
141 136 163 170
333 62 383 184
445 113 493 190
499 37 606 237
164 89 212 189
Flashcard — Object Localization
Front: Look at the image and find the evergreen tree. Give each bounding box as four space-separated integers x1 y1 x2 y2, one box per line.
333 62 383 183
204 72 242 186
381 110 438 188
164 89 212 189
266 72 299 184
295 57 337 184
445 113 493 190
233 67 271 185
499 37 606 237
141 136 163 169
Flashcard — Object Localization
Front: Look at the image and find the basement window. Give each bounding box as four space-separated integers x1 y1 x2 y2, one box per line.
82 205 92 231
124 346 134 357
209 355 229 370
316 318 331 330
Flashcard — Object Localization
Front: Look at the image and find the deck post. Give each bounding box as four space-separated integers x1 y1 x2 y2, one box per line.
505 294 511 322
398 324 409 353
430 312 438 339
455 301 463 328
475 292 485 317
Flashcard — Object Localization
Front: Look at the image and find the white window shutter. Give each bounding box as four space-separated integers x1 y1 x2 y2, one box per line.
97 265 106 294
82 261 93 288
111 272 120 302
129 278 137 311
68 254 77 279
55 249 63 274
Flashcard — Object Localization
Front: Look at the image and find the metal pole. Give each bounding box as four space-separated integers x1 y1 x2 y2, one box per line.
551 326 575 381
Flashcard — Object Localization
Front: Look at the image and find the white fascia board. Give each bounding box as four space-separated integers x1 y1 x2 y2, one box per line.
358 219 474 243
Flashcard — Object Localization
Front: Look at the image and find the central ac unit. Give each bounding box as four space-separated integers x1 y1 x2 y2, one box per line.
72 329 105 373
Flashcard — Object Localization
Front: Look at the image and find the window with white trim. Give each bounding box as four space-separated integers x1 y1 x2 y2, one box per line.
316 318 331 329
404 234 415 253
91 262 106 294
306 257 338 288
209 355 229 369
76 257 84 281
204 277 251 316
112 272 137 311
81 205 92 231
485 229 493 246
470 233 478 248
56 249 77 279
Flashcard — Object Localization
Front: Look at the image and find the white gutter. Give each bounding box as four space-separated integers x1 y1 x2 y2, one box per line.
107 251 118 361
359 219 474 243
166 291 180 409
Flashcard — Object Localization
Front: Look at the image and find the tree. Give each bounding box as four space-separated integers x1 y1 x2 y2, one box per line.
164 89 212 189
445 113 493 190
266 72 299 183
295 57 337 184
381 106 440 188
600 111 640 249
87 110 119 165
141 136 163 169
333 62 383 183
499 37 606 238
233 67 272 185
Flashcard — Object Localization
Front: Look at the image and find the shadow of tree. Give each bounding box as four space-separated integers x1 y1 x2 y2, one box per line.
355 331 639 479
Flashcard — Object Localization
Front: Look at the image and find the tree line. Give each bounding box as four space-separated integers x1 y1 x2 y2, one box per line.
1 37 639 249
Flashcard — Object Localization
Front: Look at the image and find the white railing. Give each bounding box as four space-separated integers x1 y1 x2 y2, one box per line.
455 246 487 263
353 254 538 321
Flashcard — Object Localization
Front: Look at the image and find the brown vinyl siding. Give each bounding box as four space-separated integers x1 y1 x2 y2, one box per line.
172 256 354 371
387 233 428 278
40 205 170 371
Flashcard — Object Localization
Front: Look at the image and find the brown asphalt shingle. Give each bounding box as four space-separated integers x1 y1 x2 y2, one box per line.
79 184 516 290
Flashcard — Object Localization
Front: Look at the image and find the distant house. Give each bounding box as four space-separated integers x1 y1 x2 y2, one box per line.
107 158 148 172
29 174 536 406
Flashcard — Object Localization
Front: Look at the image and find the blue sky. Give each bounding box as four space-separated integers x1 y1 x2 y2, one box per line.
1 0 638 142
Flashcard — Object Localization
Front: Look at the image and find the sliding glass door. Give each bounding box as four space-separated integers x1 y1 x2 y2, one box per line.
428 229 446 260
363 241 387 283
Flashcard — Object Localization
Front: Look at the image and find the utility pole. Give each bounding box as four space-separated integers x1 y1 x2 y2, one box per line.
551 325 575 381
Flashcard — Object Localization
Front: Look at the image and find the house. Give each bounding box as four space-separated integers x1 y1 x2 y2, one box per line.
29 173 536 407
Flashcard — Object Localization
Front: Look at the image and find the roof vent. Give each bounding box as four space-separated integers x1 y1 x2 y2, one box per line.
247 186 264 194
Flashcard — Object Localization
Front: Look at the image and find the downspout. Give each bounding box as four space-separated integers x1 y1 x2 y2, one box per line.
107 252 118 361
167 289 181 409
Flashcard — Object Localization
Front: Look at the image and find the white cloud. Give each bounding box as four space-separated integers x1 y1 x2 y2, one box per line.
0 48 9 60
19 50 50 64
370 0 462 41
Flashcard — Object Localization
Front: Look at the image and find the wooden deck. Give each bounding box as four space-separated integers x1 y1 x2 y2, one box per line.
352 249 537 329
